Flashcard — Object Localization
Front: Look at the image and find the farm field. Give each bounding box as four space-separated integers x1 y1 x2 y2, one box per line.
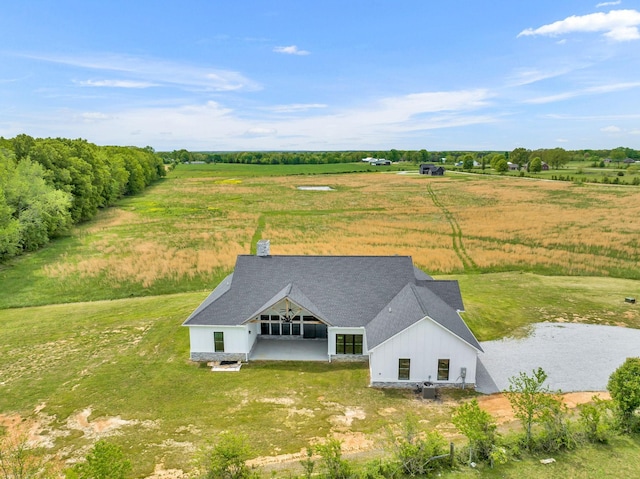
1 163 639 477
1 163 639 309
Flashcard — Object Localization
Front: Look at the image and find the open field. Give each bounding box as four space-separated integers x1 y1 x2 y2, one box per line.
1 163 639 476
1 164 639 309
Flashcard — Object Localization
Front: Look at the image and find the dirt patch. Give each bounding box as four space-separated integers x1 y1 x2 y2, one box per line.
258 397 296 406
144 462 187 479
377 407 397 417
249 431 375 468
330 431 374 453
477 391 611 424
329 406 366 428
66 407 136 438
287 407 315 418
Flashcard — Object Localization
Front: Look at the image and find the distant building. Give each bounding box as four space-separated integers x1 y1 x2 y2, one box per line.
420 163 445 176
362 157 390 165
370 159 391 166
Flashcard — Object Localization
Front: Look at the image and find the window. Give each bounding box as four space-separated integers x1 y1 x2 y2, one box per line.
398 358 410 380
437 359 450 381
214 332 224 352
336 334 363 354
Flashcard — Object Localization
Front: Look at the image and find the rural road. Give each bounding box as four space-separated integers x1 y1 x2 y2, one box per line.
476 323 640 394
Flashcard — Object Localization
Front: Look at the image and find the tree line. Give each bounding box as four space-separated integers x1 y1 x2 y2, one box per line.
163 146 639 168
0 135 165 261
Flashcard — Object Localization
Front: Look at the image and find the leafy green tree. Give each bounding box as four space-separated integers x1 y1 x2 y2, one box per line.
494 159 508 173
544 148 569 169
461 154 474 170
0 155 72 257
452 399 497 462
510 147 530 168
11 133 34 160
72 440 131 479
489 153 505 170
607 357 640 431
198 433 256 479
528 157 542 173
505 368 554 449
610 147 626 168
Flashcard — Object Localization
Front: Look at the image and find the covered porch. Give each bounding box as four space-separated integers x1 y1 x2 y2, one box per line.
250 337 329 361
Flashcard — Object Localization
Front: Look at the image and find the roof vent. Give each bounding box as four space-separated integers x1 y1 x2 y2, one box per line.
257 239 270 257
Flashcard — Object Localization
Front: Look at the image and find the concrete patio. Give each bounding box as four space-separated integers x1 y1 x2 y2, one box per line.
250 337 329 361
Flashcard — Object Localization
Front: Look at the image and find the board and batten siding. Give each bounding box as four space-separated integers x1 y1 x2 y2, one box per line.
188 324 256 361
368 317 478 385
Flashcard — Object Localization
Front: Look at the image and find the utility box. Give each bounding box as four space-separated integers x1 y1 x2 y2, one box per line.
422 385 436 400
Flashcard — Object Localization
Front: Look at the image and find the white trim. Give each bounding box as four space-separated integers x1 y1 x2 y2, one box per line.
368 314 481 353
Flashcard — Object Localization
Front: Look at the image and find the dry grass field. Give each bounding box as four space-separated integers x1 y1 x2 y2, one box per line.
18 168 637 309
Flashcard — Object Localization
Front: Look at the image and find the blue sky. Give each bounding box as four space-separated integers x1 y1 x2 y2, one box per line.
1 1 640 151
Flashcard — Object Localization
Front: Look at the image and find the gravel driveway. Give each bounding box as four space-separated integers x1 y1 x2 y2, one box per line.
476 323 640 394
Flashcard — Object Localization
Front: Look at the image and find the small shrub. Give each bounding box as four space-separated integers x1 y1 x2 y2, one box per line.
607 357 640 432
535 396 577 452
71 440 131 479
387 415 449 476
197 433 256 479
578 396 615 443
315 439 351 479
452 399 497 463
357 459 398 479
505 367 552 449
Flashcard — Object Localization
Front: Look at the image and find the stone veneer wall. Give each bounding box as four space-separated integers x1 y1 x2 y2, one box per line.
191 352 246 362
370 381 476 389
330 354 368 362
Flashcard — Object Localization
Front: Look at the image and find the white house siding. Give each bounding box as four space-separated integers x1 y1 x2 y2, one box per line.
369 317 478 387
189 325 251 362
328 327 368 362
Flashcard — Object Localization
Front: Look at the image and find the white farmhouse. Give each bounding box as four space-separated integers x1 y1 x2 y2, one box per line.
183 241 483 387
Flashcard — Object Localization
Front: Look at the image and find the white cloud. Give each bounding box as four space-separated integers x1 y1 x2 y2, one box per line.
601 125 621 132
507 66 578 86
244 127 278 137
26 88 497 150
525 81 640 104
21 52 261 92
596 1 621 8
76 79 157 88
266 103 327 113
80 112 111 121
518 9 640 42
273 45 310 55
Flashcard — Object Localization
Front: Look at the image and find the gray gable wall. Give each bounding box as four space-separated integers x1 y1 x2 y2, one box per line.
183 255 481 352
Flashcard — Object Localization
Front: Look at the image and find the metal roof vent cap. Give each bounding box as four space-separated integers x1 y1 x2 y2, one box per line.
257 239 271 257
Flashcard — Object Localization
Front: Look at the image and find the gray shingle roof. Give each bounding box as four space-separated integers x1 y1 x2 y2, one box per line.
183 255 481 352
